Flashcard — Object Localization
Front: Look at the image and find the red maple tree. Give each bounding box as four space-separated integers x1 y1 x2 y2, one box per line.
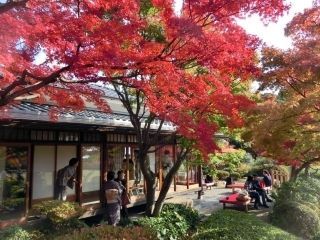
0 0 288 214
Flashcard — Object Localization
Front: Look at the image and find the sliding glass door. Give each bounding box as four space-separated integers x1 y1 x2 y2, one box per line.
0 146 28 221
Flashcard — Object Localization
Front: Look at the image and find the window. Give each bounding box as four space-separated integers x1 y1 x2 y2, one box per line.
0 146 28 220
82 145 101 204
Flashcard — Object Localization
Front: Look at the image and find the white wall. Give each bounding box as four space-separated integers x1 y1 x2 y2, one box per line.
33 145 55 199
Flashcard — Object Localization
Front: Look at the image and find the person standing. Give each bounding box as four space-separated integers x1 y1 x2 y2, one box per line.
262 170 273 192
162 150 173 178
115 170 129 218
54 158 79 201
104 171 122 226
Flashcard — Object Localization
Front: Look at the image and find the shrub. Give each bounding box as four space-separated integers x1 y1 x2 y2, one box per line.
271 201 320 239
54 225 155 240
216 170 229 180
138 211 188 240
0 226 36 240
33 200 84 224
192 210 297 240
162 203 200 230
230 172 241 180
32 200 85 231
137 203 199 240
271 176 320 239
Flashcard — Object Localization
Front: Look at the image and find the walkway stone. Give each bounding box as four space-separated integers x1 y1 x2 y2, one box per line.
164 186 274 220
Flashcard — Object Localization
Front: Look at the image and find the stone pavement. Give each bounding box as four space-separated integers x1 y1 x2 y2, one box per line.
163 185 273 220
128 184 273 222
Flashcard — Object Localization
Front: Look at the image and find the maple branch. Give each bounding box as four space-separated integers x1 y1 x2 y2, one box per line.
59 72 139 84
76 0 81 17
0 0 28 14
0 43 83 106
0 66 71 106
293 157 320 178
270 109 319 123
284 78 306 97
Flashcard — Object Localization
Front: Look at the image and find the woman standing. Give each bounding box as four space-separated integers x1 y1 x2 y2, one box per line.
104 171 122 226
115 170 130 218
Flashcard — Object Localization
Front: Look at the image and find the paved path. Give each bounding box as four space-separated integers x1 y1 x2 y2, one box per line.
128 185 273 222
164 186 273 220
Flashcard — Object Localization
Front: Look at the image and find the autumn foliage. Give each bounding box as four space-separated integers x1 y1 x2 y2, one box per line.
0 0 288 156
245 4 320 178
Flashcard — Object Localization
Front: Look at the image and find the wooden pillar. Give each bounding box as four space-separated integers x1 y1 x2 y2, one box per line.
198 165 203 187
125 145 130 191
27 144 33 211
172 144 176 192
186 159 189 189
100 134 107 206
159 149 163 190
76 143 82 204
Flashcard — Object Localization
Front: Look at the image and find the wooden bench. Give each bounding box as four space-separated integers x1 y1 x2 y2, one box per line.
219 193 251 212
203 182 215 190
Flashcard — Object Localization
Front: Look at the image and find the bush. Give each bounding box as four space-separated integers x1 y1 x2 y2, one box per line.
162 203 200 230
271 201 320 239
54 225 155 240
230 172 241 180
216 170 229 180
271 176 320 239
0 226 37 240
192 210 297 240
32 200 85 231
137 203 199 240
138 212 188 240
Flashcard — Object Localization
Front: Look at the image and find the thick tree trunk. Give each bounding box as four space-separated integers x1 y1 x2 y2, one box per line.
137 148 157 216
145 178 156 216
152 150 188 216
290 166 300 181
152 174 173 217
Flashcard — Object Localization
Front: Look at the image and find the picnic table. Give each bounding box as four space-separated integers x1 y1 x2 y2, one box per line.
226 182 245 193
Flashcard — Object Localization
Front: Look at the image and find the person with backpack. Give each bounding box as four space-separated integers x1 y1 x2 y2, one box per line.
54 158 79 201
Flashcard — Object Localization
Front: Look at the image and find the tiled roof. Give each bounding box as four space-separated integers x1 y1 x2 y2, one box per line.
7 102 175 131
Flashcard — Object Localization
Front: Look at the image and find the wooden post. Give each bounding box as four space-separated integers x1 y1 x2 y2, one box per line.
173 144 176 192
186 159 189 189
159 150 163 190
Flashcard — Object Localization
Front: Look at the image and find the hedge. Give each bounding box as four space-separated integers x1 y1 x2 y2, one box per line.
192 210 298 240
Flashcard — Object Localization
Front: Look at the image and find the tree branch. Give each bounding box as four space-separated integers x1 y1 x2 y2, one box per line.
0 0 28 15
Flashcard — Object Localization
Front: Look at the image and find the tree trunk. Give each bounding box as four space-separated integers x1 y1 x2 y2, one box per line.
145 178 156 216
137 148 157 216
152 174 173 217
290 166 300 181
152 150 187 216
304 165 310 176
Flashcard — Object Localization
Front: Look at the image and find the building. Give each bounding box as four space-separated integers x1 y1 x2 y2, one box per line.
0 88 200 227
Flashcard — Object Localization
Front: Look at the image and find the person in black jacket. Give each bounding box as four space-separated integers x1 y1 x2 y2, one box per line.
252 174 271 207
244 175 261 210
